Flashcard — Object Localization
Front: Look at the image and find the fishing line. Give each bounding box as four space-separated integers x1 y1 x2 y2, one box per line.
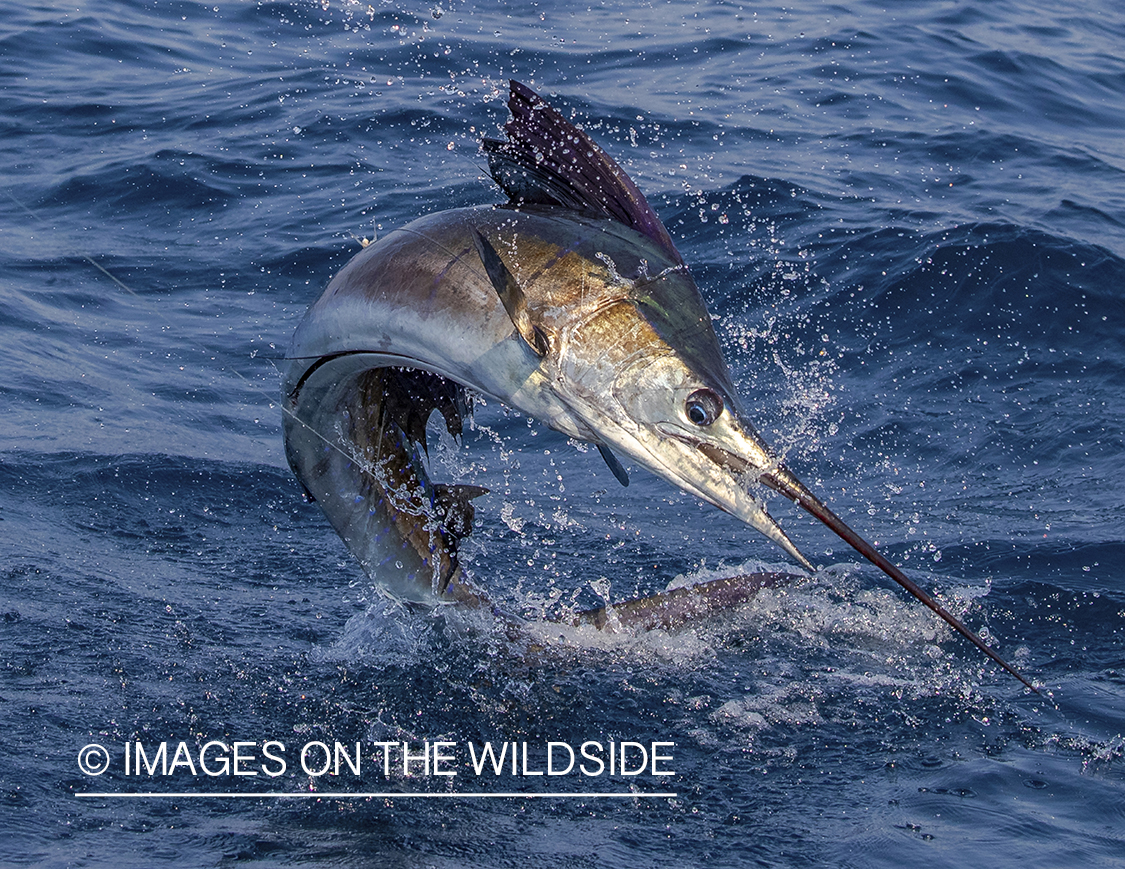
1 182 502 611
2 184 358 466
4 188 139 297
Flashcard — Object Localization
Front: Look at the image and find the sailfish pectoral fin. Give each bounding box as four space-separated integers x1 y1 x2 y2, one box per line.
472 229 549 357
596 443 630 487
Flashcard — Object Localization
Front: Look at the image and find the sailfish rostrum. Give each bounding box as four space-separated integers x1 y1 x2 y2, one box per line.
284 81 1035 690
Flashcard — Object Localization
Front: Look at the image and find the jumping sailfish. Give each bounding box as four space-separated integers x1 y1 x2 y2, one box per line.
283 81 1034 691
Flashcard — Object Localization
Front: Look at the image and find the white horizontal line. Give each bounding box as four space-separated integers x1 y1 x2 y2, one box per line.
76 791 677 800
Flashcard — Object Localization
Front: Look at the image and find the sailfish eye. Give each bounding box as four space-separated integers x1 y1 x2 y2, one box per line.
685 388 723 426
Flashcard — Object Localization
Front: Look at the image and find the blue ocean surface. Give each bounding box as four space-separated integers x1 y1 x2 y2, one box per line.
2 0 1123 865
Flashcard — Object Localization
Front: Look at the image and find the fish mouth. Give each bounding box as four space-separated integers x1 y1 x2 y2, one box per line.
649 420 816 572
657 422 1038 692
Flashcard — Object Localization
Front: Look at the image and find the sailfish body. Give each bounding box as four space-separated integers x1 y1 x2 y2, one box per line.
284 205 795 601
284 82 1034 689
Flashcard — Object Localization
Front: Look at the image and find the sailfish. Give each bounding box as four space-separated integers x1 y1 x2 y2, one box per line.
283 81 1034 690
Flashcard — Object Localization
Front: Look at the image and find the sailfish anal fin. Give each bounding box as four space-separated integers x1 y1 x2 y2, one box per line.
483 80 684 267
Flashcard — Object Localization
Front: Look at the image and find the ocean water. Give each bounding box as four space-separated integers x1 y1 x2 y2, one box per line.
2 0 1124 866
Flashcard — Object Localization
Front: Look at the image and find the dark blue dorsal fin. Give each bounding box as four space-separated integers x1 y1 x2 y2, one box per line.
482 81 684 266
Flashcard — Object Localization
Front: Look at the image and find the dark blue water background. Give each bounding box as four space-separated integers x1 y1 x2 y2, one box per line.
2 0 1123 865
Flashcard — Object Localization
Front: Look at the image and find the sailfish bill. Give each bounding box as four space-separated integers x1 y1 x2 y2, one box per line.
283 81 1036 691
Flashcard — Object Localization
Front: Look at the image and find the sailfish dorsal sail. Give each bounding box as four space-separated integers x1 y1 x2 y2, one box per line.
482 80 684 266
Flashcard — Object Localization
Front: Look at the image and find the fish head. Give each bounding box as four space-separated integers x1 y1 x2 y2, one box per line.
528 238 816 570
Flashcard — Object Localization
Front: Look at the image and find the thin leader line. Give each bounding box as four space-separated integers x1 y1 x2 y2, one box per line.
2 184 348 463
2 182 498 601
4 188 138 296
